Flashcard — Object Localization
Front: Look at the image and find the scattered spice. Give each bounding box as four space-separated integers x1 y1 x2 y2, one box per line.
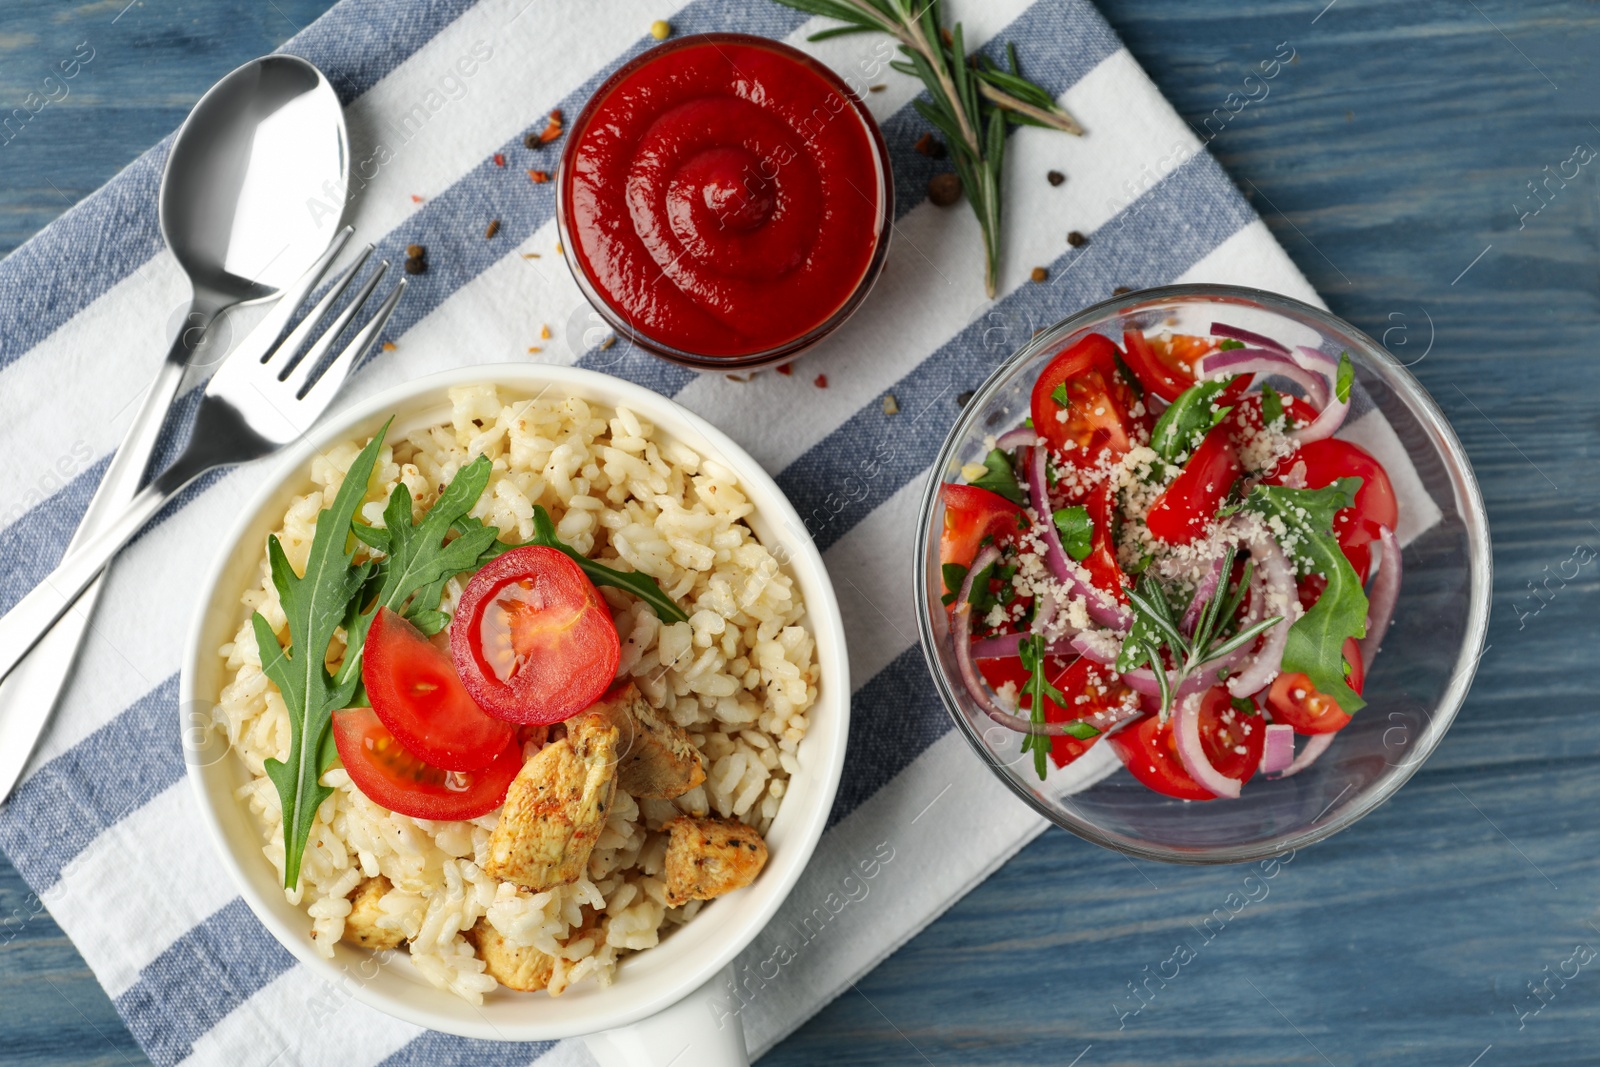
814 374 828 388
522 252 542 259
776 363 793 376
523 131 540 149
409 194 424 203
957 389 975 407
914 132 947 160
381 341 397 352
1113 286 1132 295
928 172 961 207
550 108 564 124
540 324 551 339
406 244 425 259
650 19 672 39
1047 170 1065 186
869 83 886 92
529 170 551 184
1067 230 1087 248
555 241 564 255
599 334 617 350
493 152 506 167
404 257 427 275
881 393 899 415
485 219 501 239
527 346 544 353
727 371 757 383
1030 266 1048 283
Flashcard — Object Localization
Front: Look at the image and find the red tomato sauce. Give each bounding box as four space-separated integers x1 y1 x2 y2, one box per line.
561 35 887 359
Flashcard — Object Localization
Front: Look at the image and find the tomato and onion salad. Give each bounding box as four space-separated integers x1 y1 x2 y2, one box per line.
939 322 1402 799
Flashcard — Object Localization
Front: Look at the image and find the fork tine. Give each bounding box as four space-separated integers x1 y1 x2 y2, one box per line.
226 226 354 368
280 259 388 396
298 278 406 411
266 243 376 374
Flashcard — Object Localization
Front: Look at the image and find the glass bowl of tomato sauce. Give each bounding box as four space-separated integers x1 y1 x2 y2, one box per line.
915 284 1491 863
556 33 892 372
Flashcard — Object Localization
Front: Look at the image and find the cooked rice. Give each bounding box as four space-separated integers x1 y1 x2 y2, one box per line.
212 385 817 1002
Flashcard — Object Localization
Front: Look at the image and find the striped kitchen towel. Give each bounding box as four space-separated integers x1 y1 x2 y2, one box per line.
0 0 1411 1064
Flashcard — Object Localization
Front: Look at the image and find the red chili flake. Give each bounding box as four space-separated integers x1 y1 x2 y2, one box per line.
410 194 424 203
529 170 551 184
776 364 793 376
381 341 397 352
538 120 563 144
814 374 828 388
493 153 506 167
549 108 564 124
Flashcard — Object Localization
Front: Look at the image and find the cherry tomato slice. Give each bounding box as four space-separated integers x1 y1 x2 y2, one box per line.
1084 480 1130 604
1267 666 1354 734
363 607 514 771
1122 331 1208 403
450 545 620 725
1030 334 1137 463
976 655 1136 769
1110 687 1264 799
939 484 1028 574
332 706 523 820
1146 424 1243 544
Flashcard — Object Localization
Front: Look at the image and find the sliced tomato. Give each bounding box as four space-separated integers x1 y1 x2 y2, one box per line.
939 483 1027 576
1084 480 1129 603
1228 391 1321 437
450 545 620 725
332 706 523 820
1110 687 1265 800
1145 424 1243 544
1344 636 1366 696
1268 438 1397 582
976 655 1135 769
1267 662 1356 735
1030 333 1137 464
363 607 514 771
1122 331 1209 403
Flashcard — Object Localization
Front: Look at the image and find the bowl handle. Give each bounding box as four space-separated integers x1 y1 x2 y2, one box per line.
581 965 749 1067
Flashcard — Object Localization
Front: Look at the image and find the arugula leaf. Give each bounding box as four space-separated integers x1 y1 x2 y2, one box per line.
941 562 969 604
1243 478 1369 713
256 424 389 891
969 447 1027 506
342 455 501 686
1217 338 1245 351
1061 720 1102 740
478 506 689 624
1259 382 1285 427
1052 506 1093 561
1335 351 1354 404
1018 634 1064 779
1149 376 1241 463
1049 382 1070 408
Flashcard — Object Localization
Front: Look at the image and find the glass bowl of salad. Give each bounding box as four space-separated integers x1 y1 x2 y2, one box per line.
915 283 1490 863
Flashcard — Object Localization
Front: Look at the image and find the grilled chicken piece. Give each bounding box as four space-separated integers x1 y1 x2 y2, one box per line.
464 919 555 992
484 719 619 891
662 817 768 906
341 875 404 950
580 682 706 800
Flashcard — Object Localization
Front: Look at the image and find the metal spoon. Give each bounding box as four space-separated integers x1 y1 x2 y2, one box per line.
0 54 349 803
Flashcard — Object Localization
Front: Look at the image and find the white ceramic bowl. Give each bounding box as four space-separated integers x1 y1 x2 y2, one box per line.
180 364 849 1059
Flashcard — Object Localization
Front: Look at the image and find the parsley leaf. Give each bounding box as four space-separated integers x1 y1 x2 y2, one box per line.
478 505 689 624
1149 376 1241 464
1217 338 1245 351
941 562 969 606
1335 351 1354 404
1259 382 1286 427
1242 478 1369 713
969 447 1027 506
1018 634 1066 779
1052 506 1093 561
255 424 389 891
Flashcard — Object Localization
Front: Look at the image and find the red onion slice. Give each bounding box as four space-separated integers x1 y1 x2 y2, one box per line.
1290 391 1349 443
995 427 1038 450
1226 533 1295 699
1212 321 1289 354
1180 555 1224 636
1195 348 1329 409
1070 632 1247 706
1359 524 1401 668
970 633 1078 660
1259 723 1295 775
1272 732 1334 779
1173 691 1242 798
1291 345 1339 375
1027 446 1131 631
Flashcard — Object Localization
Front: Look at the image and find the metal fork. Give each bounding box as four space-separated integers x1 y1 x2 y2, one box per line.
0 241 406 684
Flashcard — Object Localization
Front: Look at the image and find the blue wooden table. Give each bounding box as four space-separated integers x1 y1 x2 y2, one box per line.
4 1 1600 1064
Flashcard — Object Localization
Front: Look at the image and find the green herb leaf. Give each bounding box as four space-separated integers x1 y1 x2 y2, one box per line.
1149 376 1241 464
481 506 690 624
969 447 1027 506
1217 338 1245 351
1052 505 1093 561
1242 478 1369 713
1335 351 1354 404
1061 720 1102 740
942 562 969 598
1018 633 1064 780
1260 382 1285 427
1049 382 1070 408
256 423 390 891
1231 696 1258 716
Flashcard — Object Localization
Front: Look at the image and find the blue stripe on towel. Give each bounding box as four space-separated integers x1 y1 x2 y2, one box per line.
379 1032 557 1067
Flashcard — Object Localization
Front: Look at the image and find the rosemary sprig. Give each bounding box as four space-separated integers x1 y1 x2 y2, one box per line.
766 0 1084 297
1115 545 1284 720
